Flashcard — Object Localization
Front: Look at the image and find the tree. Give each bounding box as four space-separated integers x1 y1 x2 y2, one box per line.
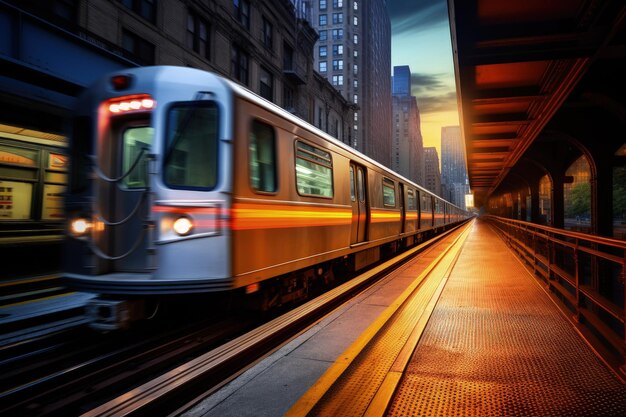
566 182 590 218
614 166 626 220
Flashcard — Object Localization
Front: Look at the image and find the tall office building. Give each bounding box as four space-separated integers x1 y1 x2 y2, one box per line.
391 66 424 185
392 65 411 96
441 126 468 207
424 147 442 197
311 0 392 166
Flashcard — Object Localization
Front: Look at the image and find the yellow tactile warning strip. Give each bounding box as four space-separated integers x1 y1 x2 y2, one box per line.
386 219 626 416
285 220 473 417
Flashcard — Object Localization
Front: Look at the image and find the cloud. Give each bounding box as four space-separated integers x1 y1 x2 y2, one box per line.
415 91 458 114
386 0 448 36
409 72 457 114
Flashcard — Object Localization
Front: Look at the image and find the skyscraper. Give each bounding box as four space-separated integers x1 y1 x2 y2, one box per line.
311 0 392 166
424 147 442 196
441 126 468 207
392 65 411 96
391 66 424 185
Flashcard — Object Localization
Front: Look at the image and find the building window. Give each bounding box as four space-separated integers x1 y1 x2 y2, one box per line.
319 61 327 72
353 64 358 74
353 16 358 25
353 94 358 104
186 12 209 59
234 0 250 29
319 14 327 25
319 30 327 41
332 44 343 56
354 1 358 10
353 34 358 44
120 0 156 23
122 29 155 65
354 112 358 121
320 0 327 10
332 12 343 24
333 0 343 8
259 67 273 101
283 42 294 70
262 17 273 49
332 59 343 70
319 46 327 57
332 75 344 86
332 29 343 40
283 85 294 109
354 50 358 58
249 120 277 192
231 44 249 85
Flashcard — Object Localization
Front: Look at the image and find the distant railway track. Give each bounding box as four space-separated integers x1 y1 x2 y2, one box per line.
0 274 64 307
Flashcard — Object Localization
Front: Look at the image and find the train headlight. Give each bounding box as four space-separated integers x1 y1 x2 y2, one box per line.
70 217 91 237
173 216 194 236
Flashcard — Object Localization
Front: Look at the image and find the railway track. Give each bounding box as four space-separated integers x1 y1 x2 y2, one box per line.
0 221 470 417
0 310 254 416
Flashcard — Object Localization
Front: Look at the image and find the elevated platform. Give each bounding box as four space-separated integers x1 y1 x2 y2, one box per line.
185 219 626 416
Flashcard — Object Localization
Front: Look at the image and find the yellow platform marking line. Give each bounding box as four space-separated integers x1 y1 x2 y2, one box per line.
0 274 60 288
1 291 76 309
364 227 469 417
286 220 473 417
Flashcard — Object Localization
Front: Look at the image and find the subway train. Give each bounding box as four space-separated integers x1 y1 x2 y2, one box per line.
64 66 470 329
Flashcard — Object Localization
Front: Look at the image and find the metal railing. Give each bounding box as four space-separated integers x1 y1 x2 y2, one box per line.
484 215 626 374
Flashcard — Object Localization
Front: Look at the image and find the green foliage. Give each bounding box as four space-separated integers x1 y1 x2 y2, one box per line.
565 182 591 218
614 167 626 219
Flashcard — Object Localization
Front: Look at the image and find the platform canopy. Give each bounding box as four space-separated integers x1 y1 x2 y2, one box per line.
448 0 626 207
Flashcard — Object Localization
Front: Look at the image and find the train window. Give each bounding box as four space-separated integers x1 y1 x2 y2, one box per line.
357 167 365 202
122 127 153 189
407 189 416 210
295 140 333 198
164 102 218 190
350 165 356 201
421 193 431 213
249 121 277 193
383 178 395 207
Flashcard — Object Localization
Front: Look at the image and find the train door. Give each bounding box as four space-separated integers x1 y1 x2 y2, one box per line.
399 183 406 234
95 118 154 273
416 189 421 229
350 162 367 244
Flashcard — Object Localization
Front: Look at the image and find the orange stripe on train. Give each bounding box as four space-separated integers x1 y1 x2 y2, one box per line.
231 203 352 230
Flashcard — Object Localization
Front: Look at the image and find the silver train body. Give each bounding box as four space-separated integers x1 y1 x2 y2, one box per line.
64 66 470 329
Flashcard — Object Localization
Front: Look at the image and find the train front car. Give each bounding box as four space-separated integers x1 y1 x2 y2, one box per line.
64 67 233 330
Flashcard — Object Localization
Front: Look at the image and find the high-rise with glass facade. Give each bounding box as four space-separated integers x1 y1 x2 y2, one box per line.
392 65 411 96
441 125 468 207
424 147 442 197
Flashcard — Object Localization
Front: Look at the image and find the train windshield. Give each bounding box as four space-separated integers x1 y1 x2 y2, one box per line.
163 102 219 190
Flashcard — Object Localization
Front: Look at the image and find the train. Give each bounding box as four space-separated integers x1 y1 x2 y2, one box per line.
63 66 471 330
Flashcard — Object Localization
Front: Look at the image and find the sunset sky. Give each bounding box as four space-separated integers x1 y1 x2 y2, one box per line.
386 0 459 157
